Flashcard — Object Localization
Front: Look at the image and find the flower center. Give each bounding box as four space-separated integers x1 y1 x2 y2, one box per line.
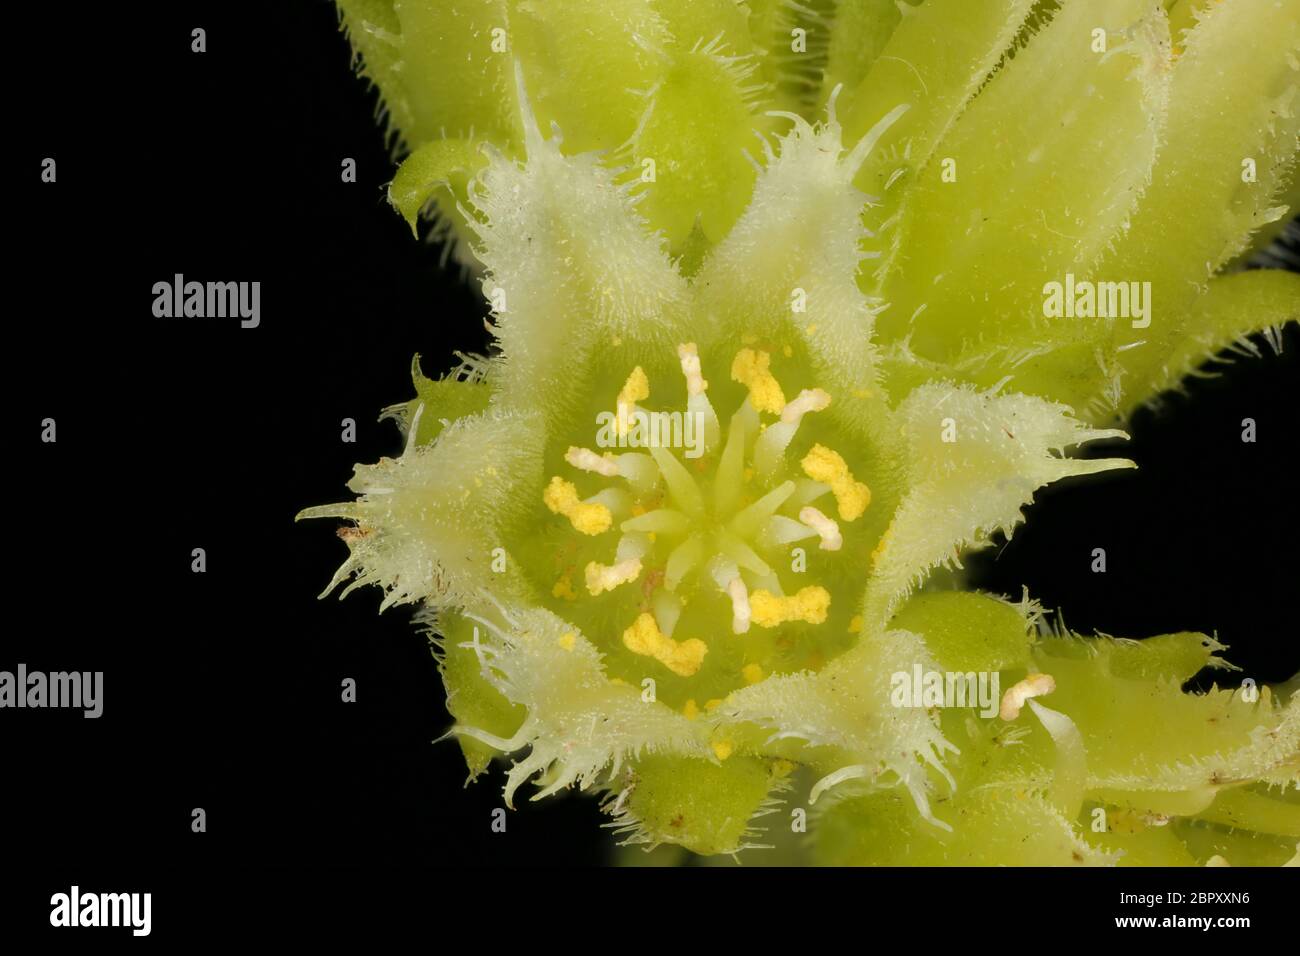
541 343 873 706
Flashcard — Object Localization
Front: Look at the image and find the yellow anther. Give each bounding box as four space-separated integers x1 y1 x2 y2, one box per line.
730 348 786 415
543 476 612 535
801 444 871 521
552 572 577 601
584 557 642 595
742 663 764 685
704 698 723 712
621 612 707 677
557 631 576 652
616 366 650 435
712 739 734 761
750 586 831 627
847 614 863 634
683 699 700 720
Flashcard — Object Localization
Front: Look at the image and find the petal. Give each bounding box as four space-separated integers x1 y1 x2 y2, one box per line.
451 604 712 808
864 384 1133 626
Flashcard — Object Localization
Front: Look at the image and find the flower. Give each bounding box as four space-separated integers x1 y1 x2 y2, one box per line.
301 0 1300 864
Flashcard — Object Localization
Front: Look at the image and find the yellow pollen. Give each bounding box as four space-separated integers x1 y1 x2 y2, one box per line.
584 558 642 595
704 698 723 712
742 663 764 685
543 476 612 535
552 572 577 601
683 699 699 720
615 366 650 436
730 348 786 415
621 612 708 677
557 631 577 652
712 739 734 761
801 444 871 521
750 586 831 627
847 614 863 634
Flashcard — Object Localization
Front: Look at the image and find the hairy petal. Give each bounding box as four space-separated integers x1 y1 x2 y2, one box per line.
864 384 1134 626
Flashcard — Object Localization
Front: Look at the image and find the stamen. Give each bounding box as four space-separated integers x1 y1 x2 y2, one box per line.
728 578 752 634
677 342 708 396
621 612 707 677
584 557 643 595
708 557 751 635
543 476 612 535
999 673 1057 721
565 446 619 477
801 444 871 521
730 348 786 415
754 388 830 476
798 506 842 551
678 343 720 453
750 586 831 627
616 366 650 435
780 388 832 425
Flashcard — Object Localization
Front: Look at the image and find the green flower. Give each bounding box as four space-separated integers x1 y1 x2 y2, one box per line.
301 0 1300 864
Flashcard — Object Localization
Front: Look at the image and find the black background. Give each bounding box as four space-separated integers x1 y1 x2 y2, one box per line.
6 0 1297 897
